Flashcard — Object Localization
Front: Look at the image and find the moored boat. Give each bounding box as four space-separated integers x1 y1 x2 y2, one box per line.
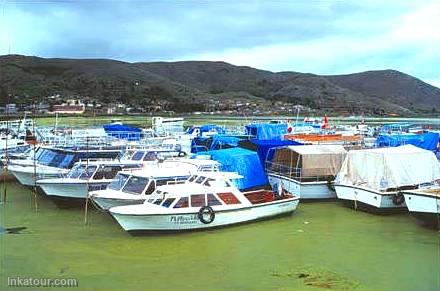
90 159 221 210
37 160 143 207
108 172 299 232
334 145 440 213
8 146 122 187
266 145 347 200
402 187 440 229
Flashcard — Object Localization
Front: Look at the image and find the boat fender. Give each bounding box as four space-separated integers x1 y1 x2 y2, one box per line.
198 206 215 224
392 193 405 206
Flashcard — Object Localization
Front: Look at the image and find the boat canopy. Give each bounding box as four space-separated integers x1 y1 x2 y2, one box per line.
375 132 439 151
336 145 440 190
268 145 347 178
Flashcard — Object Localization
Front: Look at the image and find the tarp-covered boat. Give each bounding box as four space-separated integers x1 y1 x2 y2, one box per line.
335 145 440 212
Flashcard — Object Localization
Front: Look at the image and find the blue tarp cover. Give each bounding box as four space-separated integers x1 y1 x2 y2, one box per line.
249 139 302 169
245 123 287 140
197 148 268 190
376 132 439 151
103 124 142 141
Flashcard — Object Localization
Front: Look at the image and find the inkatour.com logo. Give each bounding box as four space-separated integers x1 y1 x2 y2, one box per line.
8 277 78 288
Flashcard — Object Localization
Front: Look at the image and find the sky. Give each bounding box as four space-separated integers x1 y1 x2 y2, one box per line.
1 0 439 87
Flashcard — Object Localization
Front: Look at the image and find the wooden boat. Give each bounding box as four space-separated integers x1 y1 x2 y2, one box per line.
108 172 299 232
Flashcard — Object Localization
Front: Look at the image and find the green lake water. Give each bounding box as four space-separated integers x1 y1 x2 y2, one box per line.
1 181 439 290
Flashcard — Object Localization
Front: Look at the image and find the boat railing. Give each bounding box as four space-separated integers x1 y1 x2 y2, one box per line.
265 161 335 182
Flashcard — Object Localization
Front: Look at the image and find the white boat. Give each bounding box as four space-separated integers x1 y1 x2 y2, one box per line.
8 146 122 186
108 172 299 232
90 159 221 210
266 145 347 199
37 160 143 207
402 186 440 228
334 145 440 212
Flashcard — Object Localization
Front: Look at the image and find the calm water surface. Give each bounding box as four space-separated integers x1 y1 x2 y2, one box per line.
1 182 439 290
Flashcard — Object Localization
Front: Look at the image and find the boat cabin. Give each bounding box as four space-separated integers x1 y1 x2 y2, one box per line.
66 161 141 181
145 172 293 209
266 145 347 182
33 147 122 169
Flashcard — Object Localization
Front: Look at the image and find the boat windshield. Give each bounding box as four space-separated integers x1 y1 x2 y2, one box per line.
122 176 149 195
67 165 86 179
38 149 75 168
108 173 129 191
130 151 145 161
66 165 97 179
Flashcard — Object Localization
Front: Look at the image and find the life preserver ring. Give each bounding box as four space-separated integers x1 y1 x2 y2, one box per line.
392 193 405 205
198 206 215 224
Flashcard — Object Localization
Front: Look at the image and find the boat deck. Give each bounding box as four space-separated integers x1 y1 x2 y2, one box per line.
244 190 293 205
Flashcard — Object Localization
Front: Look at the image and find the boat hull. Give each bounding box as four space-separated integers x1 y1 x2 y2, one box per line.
403 191 440 229
335 184 407 212
92 196 145 211
8 166 66 186
110 199 299 232
268 173 336 200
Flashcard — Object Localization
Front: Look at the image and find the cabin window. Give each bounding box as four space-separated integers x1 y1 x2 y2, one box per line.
67 165 86 179
147 198 154 203
108 174 129 191
207 194 222 206
80 166 97 179
191 194 206 207
38 150 57 165
144 180 156 195
188 175 197 182
161 198 176 208
143 152 157 161
195 176 206 184
93 166 122 180
153 198 163 205
58 154 75 169
217 192 241 205
131 151 145 161
173 197 189 208
122 176 149 195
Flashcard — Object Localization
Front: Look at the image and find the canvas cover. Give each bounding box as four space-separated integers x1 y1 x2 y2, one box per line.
336 145 440 190
270 145 347 177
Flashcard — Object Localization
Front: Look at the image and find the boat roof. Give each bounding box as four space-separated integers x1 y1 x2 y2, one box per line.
192 171 243 180
74 160 141 166
119 167 192 178
162 158 220 166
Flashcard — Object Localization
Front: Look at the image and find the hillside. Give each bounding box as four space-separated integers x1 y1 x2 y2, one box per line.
1 55 439 115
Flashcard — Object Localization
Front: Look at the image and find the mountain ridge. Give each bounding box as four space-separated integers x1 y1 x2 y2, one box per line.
1 54 439 115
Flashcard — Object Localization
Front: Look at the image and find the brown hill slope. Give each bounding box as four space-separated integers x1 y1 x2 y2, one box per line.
1 55 438 114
